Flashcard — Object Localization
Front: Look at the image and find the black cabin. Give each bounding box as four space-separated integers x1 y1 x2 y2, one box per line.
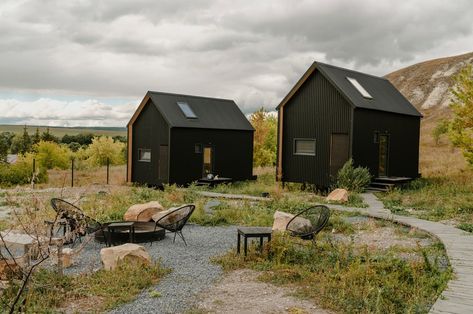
127 91 254 186
276 62 422 188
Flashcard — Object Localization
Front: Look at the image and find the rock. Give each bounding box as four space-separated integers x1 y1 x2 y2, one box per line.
203 200 221 215
61 248 74 268
100 243 151 271
272 211 312 232
152 206 186 223
326 188 349 203
124 201 165 222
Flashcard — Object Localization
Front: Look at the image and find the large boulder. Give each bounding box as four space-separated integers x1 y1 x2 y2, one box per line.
152 206 186 223
326 188 349 203
272 211 312 232
100 243 151 271
124 201 165 222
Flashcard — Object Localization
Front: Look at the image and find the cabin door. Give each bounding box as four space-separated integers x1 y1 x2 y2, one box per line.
378 134 389 177
158 145 168 182
203 146 214 177
330 133 350 177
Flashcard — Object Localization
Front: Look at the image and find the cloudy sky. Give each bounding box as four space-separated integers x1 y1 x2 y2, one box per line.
1 0 472 127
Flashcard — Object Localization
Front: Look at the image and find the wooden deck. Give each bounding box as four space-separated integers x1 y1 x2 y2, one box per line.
327 193 473 314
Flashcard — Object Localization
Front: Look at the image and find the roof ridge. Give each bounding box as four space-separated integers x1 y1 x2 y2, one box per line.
147 90 234 103
316 61 389 81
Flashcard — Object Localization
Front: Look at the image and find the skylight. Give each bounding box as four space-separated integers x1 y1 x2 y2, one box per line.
177 102 197 119
346 77 373 99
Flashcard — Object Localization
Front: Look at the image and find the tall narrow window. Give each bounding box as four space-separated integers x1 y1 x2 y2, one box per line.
294 139 316 156
138 149 151 162
177 102 197 119
346 77 373 99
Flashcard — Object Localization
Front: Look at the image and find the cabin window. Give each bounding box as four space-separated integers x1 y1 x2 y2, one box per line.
177 102 198 119
346 77 373 99
195 144 202 153
294 139 316 156
138 149 151 162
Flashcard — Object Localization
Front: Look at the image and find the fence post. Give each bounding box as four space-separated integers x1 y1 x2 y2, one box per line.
32 158 36 189
106 158 110 185
71 158 74 187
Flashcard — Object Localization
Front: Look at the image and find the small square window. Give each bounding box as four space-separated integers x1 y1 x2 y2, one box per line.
138 149 151 162
294 139 315 156
195 144 202 154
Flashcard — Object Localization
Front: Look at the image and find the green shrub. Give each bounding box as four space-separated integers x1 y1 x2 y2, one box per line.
336 159 371 192
0 156 47 186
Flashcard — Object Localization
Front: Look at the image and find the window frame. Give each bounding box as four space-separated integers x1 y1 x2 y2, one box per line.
138 148 151 162
293 138 316 156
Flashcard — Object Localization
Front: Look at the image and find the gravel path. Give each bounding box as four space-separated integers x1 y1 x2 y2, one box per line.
64 224 237 314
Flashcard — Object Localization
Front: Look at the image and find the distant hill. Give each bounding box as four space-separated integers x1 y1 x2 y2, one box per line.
0 125 126 137
385 52 473 175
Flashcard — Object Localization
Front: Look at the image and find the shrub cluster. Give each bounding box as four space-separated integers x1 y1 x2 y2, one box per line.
336 159 371 192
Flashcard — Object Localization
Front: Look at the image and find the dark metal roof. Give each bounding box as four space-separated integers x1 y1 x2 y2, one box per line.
278 62 422 117
147 91 254 131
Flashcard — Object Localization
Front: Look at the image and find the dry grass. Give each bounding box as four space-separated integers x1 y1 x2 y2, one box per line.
39 165 126 188
419 117 469 177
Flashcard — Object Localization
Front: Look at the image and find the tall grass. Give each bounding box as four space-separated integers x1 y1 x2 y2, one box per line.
380 174 473 223
215 233 451 313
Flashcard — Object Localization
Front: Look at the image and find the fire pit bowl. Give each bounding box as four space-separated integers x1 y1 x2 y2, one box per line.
94 221 165 244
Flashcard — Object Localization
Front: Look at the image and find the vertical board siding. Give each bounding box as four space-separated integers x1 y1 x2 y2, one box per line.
170 128 254 185
282 70 352 187
132 100 169 185
352 109 420 178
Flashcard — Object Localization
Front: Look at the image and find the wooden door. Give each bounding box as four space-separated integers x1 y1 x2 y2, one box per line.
378 134 389 177
158 145 168 182
330 133 349 177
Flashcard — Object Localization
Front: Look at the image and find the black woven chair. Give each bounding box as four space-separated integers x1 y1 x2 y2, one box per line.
50 198 105 246
154 204 195 246
286 205 330 241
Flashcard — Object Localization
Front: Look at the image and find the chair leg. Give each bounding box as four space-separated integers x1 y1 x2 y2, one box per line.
177 231 187 246
173 231 177 243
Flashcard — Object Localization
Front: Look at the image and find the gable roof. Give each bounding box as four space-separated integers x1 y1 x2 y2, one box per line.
129 91 254 131
277 61 422 117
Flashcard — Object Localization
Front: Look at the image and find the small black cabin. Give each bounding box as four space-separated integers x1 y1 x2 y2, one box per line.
127 91 254 186
276 62 422 188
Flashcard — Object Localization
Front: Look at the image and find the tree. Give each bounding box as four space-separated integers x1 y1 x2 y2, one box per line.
249 108 277 167
85 136 126 166
31 128 41 145
41 127 59 143
0 135 8 162
447 64 473 166
34 141 70 170
10 126 32 154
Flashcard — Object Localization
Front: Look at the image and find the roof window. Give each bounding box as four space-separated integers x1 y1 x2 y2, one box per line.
346 77 373 99
177 102 197 119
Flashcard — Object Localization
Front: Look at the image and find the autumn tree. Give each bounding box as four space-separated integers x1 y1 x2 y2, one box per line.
249 108 277 167
86 136 126 166
447 64 473 166
34 140 71 169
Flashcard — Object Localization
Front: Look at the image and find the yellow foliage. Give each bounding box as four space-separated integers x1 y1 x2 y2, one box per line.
250 108 277 167
448 64 473 166
86 136 126 166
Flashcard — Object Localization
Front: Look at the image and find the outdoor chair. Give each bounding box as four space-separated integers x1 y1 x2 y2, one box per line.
286 205 330 241
154 204 195 246
49 198 105 246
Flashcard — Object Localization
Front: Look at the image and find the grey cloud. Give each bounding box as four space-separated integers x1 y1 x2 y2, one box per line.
0 0 472 123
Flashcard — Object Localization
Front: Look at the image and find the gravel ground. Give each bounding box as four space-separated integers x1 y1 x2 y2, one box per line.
62 224 238 314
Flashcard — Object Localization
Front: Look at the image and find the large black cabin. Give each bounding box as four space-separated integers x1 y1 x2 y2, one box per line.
276 62 422 188
127 91 254 186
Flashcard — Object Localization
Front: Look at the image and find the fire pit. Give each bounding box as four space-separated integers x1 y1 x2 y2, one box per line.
95 221 165 244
